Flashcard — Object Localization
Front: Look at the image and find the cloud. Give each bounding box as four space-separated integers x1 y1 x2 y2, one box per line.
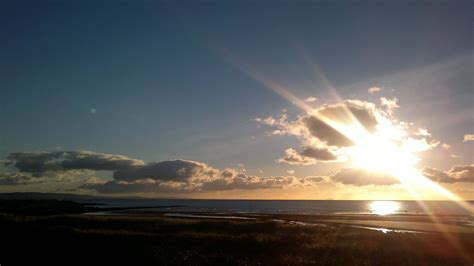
331 168 399 186
422 165 474 183
113 160 218 182
300 176 326 186
84 161 474 193
57 154 304 193
449 165 474 182
441 143 451 150
300 147 338 161
303 100 378 147
302 116 354 147
0 172 39 185
83 171 302 194
305 96 317 102
368 87 382 94
278 147 337 165
421 167 450 183
200 174 298 191
415 128 431 137
256 100 379 148
380 97 399 114
81 179 190 194
4 150 311 194
463 134 474 142
5 151 144 175
256 98 442 171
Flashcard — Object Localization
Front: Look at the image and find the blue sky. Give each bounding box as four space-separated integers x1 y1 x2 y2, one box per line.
0 1 472 199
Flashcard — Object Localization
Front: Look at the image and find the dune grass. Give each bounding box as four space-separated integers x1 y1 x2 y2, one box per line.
1 211 473 265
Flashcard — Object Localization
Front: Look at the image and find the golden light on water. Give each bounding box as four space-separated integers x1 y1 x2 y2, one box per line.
369 201 400 216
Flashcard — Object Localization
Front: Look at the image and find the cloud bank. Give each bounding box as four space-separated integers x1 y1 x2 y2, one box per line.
2 151 313 193
2 148 472 194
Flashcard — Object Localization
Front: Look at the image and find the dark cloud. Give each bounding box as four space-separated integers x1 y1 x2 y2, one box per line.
331 168 399 186
0 172 38 185
6 151 144 175
80 180 188 194
421 167 451 183
200 174 297 191
449 165 474 182
278 148 318 165
302 116 353 147
278 147 337 165
303 101 378 147
57 153 303 193
82 173 300 194
422 165 474 183
300 147 338 161
113 160 217 182
5 150 300 193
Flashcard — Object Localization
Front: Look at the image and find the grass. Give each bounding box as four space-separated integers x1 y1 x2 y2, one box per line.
0 200 472 265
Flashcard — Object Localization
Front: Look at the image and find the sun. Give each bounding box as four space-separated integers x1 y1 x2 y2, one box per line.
347 131 419 177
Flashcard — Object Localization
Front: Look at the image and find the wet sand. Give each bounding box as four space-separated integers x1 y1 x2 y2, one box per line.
103 208 474 234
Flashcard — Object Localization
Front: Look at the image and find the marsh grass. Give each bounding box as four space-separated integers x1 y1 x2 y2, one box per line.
0 200 472 265
1 213 473 265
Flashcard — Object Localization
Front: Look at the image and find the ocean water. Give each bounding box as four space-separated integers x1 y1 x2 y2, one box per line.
79 199 474 216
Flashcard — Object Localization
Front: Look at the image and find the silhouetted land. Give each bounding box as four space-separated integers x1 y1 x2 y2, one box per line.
0 200 473 265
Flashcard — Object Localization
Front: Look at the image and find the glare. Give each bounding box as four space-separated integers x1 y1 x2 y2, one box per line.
225 51 472 213
369 201 400 215
348 132 418 177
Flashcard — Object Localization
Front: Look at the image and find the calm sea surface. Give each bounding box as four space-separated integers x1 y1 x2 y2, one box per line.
78 199 474 216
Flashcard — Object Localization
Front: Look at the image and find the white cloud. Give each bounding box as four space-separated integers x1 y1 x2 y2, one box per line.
368 87 382 94
305 96 318 102
415 128 431 137
380 97 399 114
463 134 474 142
441 143 451 150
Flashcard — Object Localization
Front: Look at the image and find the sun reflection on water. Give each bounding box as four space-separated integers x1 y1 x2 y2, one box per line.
369 201 401 215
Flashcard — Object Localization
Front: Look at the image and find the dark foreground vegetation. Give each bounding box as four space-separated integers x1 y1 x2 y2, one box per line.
0 200 472 265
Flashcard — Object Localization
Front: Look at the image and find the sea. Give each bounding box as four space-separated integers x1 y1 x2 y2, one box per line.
77 198 474 216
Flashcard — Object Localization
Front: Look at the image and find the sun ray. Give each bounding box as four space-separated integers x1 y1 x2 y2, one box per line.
219 50 472 215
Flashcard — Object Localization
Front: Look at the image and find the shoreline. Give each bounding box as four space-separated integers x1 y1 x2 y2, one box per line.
84 208 474 234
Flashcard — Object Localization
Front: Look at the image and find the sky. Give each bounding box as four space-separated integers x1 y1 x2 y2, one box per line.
0 0 472 200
